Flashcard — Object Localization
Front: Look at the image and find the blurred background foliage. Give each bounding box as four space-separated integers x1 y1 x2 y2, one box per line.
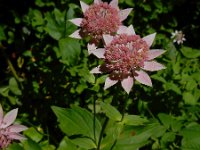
0 0 200 149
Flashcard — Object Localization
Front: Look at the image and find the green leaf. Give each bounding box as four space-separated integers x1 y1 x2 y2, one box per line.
45 9 66 40
181 46 200 58
40 140 56 150
23 139 42 150
70 137 97 149
100 102 122 121
52 106 101 143
7 143 24 150
0 25 6 41
122 115 148 126
45 8 76 40
57 137 77 150
158 113 172 129
163 82 181 95
58 37 81 65
24 127 43 142
183 92 197 105
160 132 176 147
101 121 123 149
180 123 200 150
9 77 22 95
115 129 150 150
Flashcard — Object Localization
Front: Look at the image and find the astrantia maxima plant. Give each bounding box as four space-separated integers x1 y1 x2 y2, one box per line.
90 25 166 94
69 0 132 50
0 104 27 149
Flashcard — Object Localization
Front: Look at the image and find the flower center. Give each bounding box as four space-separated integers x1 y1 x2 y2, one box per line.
104 34 149 79
80 2 121 44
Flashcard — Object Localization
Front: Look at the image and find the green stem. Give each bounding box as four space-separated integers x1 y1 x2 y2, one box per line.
93 98 96 144
111 93 129 149
6 58 20 82
2 49 23 89
97 117 109 150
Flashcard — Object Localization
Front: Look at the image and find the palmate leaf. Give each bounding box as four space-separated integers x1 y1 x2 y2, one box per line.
52 106 101 149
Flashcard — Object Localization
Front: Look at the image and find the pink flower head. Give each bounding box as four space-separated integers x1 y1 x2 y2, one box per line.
90 25 166 94
69 0 132 50
0 104 28 149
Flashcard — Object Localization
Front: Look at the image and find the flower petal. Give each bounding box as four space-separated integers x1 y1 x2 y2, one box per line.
90 66 102 74
143 61 166 71
8 125 28 133
80 1 89 13
104 77 118 90
94 0 102 4
110 0 118 9
135 70 152 87
91 48 105 58
119 8 133 21
121 76 134 94
143 33 156 47
87 43 97 55
103 35 114 45
1 108 18 128
69 29 82 39
69 18 83 26
147 49 166 60
0 104 3 123
117 25 127 34
126 25 135 35
8 133 26 140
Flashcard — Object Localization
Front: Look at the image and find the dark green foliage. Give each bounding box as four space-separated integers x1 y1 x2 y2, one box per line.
0 0 200 149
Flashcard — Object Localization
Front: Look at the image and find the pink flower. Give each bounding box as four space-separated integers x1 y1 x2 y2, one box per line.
69 0 132 50
0 104 28 149
90 25 166 94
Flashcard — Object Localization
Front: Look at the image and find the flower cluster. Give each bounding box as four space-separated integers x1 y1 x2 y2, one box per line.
0 104 27 149
69 0 132 46
90 25 165 93
70 0 166 94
